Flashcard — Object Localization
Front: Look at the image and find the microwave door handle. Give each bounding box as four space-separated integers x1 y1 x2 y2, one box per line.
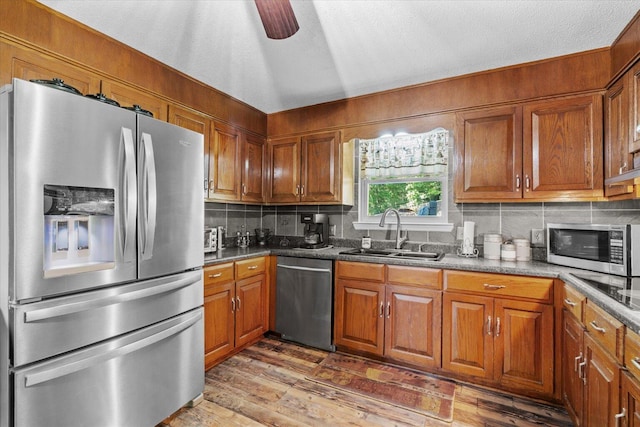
120 127 137 258
140 132 157 260
24 310 202 387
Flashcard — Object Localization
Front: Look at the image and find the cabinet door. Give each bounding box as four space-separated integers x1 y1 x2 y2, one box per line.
9 48 101 95
267 137 301 203
301 131 341 203
630 61 640 154
210 122 242 201
454 106 523 201
168 105 211 199
584 333 621 427
204 282 235 369
241 133 265 203
622 371 640 427
494 299 554 395
523 95 603 199
385 285 441 369
235 274 266 347
334 279 385 355
101 80 168 121
442 292 494 380
562 311 585 427
605 79 634 197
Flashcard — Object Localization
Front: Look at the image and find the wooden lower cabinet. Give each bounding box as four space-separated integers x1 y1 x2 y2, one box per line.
584 332 621 427
442 271 554 397
562 311 586 426
622 371 640 427
204 258 267 369
334 261 442 369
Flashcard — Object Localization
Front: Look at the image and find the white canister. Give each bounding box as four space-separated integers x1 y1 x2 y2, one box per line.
512 238 532 262
483 234 502 260
501 243 516 261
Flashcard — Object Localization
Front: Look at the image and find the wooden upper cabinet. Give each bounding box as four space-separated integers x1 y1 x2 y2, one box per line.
9 50 101 95
210 121 242 201
241 133 265 203
455 106 523 201
455 94 603 202
267 136 301 203
605 79 635 197
267 131 349 204
630 60 640 154
168 105 211 199
301 131 342 203
523 94 603 200
101 80 168 121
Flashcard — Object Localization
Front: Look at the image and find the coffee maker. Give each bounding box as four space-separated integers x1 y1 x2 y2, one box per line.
300 214 330 249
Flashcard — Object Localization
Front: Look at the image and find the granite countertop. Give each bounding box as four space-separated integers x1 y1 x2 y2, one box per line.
203 245 640 333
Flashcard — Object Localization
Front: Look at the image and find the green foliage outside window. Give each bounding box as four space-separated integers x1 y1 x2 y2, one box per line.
367 181 441 216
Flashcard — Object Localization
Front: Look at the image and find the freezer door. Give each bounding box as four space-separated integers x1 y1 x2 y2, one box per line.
13 308 204 427
12 270 203 366
137 115 204 280
10 79 137 301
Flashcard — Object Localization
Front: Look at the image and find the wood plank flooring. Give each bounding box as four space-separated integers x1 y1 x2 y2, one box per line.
163 337 573 427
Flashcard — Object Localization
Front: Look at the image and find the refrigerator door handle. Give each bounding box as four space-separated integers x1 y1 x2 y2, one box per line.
140 132 157 260
120 127 137 259
23 310 202 387
23 273 200 323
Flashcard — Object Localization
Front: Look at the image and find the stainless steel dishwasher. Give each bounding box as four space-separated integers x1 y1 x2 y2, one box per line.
275 256 335 351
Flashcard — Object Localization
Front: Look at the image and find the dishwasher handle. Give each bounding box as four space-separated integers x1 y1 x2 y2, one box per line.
277 264 332 274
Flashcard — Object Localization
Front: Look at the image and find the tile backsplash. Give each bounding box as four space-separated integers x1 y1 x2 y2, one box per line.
205 198 640 253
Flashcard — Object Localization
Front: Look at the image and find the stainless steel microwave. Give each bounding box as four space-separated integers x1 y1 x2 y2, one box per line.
547 223 640 276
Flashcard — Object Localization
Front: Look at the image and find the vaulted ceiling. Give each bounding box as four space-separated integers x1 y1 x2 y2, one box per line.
39 1 640 114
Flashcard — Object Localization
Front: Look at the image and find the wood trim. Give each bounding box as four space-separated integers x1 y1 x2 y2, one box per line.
611 9 640 82
267 49 610 137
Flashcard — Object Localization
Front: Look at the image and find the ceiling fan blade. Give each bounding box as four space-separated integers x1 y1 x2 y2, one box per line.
254 0 299 39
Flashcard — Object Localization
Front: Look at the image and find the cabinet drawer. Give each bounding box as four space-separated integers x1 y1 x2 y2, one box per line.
444 270 553 302
585 301 625 363
204 263 234 288
235 257 266 280
336 261 385 282
387 265 442 289
562 283 585 322
625 329 640 381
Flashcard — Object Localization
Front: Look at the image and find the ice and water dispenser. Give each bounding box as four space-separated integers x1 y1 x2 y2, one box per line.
43 184 116 277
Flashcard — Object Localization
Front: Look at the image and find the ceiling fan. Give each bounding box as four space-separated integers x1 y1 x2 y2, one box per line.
254 0 300 39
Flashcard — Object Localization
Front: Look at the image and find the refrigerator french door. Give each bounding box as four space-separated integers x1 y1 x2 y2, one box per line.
1 78 205 427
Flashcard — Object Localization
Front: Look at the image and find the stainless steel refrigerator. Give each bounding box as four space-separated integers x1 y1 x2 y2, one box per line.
0 78 205 427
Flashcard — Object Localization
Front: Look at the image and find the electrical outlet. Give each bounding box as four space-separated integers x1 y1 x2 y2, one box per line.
456 226 464 240
329 224 336 236
531 228 545 246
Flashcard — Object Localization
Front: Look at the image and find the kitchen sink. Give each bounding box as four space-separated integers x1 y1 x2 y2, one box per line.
338 248 444 261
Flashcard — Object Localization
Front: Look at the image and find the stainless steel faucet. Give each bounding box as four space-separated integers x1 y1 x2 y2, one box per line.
379 208 408 249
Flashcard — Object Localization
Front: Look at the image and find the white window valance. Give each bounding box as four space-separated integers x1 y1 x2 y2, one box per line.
359 128 449 180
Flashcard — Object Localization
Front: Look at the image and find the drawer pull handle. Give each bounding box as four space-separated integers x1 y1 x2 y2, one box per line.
231 297 236 312
615 408 626 427
236 296 241 310
487 316 492 336
574 353 583 372
632 357 640 371
379 302 384 318
579 361 587 384
495 317 501 337
483 284 506 290
247 265 258 270
386 302 391 319
590 320 606 333
209 273 223 278
564 298 577 307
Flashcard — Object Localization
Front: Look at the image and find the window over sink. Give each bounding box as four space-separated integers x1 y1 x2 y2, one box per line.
354 128 452 232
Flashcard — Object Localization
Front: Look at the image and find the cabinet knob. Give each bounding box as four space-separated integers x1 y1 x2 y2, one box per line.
615 407 626 427
525 175 530 190
563 298 577 307
385 302 391 319
247 265 258 270
231 298 236 312
516 174 521 190
236 296 241 310
379 301 384 318
495 317 501 337
574 353 583 372
589 320 606 333
487 315 492 336
578 360 587 384
483 284 506 290
208 272 222 278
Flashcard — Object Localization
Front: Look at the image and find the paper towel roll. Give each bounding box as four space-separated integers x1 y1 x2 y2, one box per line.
462 221 475 254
